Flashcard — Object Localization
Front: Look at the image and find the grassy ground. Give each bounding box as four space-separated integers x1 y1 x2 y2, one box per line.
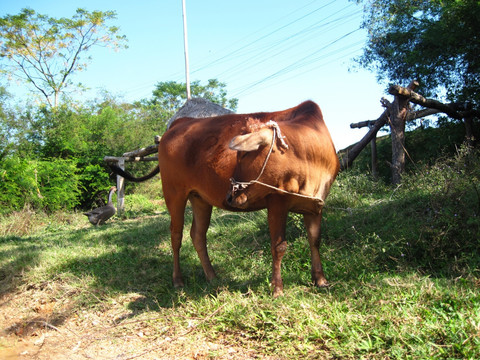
1 146 479 359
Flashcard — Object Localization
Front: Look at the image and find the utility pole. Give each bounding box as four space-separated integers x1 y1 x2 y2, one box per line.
182 0 191 99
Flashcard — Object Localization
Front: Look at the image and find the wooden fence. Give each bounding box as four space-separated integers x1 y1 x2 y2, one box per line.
103 135 161 213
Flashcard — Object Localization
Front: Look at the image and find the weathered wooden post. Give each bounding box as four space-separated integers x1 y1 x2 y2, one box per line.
116 157 125 215
104 137 161 214
368 122 378 179
341 81 479 180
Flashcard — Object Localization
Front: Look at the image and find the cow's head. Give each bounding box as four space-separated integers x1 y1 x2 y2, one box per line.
226 127 276 208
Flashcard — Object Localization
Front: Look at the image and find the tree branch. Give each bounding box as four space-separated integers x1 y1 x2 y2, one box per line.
340 109 389 170
388 85 480 120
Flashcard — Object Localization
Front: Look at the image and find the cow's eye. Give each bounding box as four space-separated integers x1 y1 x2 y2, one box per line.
239 151 250 160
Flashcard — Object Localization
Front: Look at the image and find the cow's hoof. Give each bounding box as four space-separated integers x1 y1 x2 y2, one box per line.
272 287 284 298
314 278 329 288
173 278 184 288
207 277 221 289
205 271 217 283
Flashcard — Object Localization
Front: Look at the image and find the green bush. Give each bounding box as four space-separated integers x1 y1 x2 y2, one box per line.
329 143 480 277
347 122 467 181
0 156 32 212
0 156 81 213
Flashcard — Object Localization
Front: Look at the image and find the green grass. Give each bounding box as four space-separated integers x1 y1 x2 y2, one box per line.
1 146 479 359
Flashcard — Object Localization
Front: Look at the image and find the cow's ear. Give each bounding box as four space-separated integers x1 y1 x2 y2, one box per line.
229 128 273 152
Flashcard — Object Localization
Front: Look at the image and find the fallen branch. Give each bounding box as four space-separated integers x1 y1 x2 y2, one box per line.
350 120 377 129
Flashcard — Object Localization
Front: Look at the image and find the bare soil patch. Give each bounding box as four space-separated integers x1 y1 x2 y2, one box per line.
0 284 270 359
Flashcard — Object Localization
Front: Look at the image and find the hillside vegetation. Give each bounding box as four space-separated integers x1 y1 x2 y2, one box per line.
1 137 479 358
341 120 468 181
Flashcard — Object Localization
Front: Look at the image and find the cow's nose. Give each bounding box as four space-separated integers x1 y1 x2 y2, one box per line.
226 192 248 208
226 192 234 206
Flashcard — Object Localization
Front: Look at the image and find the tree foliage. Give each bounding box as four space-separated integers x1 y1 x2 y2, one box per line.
355 0 480 105
0 8 127 107
0 156 81 213
149 79 238 114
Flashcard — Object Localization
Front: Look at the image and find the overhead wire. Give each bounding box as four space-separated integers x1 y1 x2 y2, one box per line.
121 1 364 102
188 0 338 76
232 41 365 97
194 3 358 81
120 1 331 100
216 8 362 85
229 28 363 97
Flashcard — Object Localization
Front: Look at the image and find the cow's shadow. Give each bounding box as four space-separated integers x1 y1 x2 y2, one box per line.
40 209 275 312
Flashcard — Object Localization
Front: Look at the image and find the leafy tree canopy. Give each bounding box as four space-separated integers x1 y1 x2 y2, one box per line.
355 0 480 106
0 8 127 107
149 79 238 114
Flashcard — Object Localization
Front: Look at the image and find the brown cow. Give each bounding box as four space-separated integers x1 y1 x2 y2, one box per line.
111 101 339 296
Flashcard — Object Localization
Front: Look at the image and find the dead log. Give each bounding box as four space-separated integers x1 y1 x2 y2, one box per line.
349 120 380 178
122 145 158 158
389 85 464 119
389 85 479 145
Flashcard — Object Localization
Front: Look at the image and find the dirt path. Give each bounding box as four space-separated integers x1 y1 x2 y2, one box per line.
0 288 265 360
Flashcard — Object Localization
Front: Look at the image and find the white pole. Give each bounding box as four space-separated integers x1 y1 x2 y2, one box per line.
182 0 191 99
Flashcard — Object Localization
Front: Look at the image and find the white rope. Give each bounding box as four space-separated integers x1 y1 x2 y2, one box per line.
264 120 289 150
249 180 324 204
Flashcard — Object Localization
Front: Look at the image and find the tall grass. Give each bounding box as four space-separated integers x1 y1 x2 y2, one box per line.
1 145 479 359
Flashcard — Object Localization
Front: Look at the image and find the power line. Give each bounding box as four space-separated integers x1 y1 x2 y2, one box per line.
215 8 362 85
121 1 364 102
231 42 365 98
189 0 338 75
229 28 363 97
122 1 336 99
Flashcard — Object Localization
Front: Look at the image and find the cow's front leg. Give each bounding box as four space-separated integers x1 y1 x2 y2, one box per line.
304 212 328 287
189 195 216 282
267 196 289 297
165 194 188 288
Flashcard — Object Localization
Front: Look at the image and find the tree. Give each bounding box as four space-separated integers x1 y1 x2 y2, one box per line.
351 0 480 183
355 0 480 106
0 86 11 160
150 79 238 115
0 8 127 107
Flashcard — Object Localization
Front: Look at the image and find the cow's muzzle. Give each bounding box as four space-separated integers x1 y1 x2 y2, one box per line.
227 178 249 208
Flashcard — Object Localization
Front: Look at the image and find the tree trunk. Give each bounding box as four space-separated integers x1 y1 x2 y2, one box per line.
464 116 474 146
341 81 479 174
389 101 408 185
388 80 418 184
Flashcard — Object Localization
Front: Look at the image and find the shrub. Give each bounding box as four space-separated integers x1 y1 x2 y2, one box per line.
0 156 81 213
328 143 480 277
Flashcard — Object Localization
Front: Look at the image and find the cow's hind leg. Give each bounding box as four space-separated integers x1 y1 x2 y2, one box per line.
267 195 289 297
189 194 216 282
304 212 328 287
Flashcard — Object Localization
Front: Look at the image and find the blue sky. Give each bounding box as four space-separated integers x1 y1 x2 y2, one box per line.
1 0 389 149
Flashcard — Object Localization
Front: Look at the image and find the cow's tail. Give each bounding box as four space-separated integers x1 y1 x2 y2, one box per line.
109 164 160 182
